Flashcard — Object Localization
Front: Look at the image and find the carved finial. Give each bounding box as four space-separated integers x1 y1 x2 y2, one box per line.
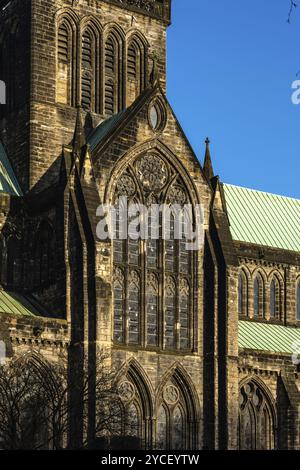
149 51 160 87
203 137 214 182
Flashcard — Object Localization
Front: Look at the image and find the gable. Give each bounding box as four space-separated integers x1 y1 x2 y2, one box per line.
88 85 210 199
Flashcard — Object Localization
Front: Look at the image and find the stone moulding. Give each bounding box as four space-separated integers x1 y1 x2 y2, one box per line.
101 0 171 23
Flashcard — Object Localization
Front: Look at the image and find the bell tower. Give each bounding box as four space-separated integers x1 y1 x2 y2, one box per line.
0 0 172 193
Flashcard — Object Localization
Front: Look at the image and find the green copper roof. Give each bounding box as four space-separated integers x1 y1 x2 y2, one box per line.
239 320 300 354
0 141 23 196
88 109 127 151
223 183 300 252
0 290 46 317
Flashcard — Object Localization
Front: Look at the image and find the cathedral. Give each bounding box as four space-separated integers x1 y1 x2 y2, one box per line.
0 0 300 451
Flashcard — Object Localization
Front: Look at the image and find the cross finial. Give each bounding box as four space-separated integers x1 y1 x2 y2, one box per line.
203 136 214 182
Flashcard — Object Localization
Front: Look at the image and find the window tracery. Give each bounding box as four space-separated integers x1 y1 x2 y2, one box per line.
156 378 191 450
239 381 275 450
113 152 195 351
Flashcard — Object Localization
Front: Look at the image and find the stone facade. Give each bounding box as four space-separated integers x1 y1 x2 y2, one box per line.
0 0 299 450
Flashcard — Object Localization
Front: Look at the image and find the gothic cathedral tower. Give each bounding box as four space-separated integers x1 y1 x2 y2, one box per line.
0 0 171 192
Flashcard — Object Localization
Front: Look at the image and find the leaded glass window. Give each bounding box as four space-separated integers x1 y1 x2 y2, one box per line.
238 270 248 316
270 277 280 319
165 212 176 272
156 379 191 450
146 274 159 346
179 279 189 349
239 381 275 450
165 277 176 349
113 153 195 351
113 268 125 343
254 274 264 317
128 271 140 344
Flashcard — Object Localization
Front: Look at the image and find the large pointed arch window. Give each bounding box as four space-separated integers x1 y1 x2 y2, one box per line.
112 152 195 351
239 380 275 450
156 371 198 450
118 366 153 449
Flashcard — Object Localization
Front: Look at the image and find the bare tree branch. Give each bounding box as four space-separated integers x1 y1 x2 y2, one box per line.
288 0 298 23
0 350 133 450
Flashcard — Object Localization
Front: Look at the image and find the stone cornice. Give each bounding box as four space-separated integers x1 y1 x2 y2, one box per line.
100 0 171 24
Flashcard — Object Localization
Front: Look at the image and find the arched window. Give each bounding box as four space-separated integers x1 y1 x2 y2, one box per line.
57 19 75 105
238 270 248 316
270 276 281 319
254 274 264 317
81 27 99 112
118 365 152 449
35 222 54 287
239 380 275 450
81 29 93 110
127 36 146 106
105 31 123 114
113 154 195 351
156 370 199 450
297 280 300 321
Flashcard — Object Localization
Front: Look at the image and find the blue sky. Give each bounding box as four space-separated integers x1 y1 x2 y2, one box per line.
167 0 300 198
